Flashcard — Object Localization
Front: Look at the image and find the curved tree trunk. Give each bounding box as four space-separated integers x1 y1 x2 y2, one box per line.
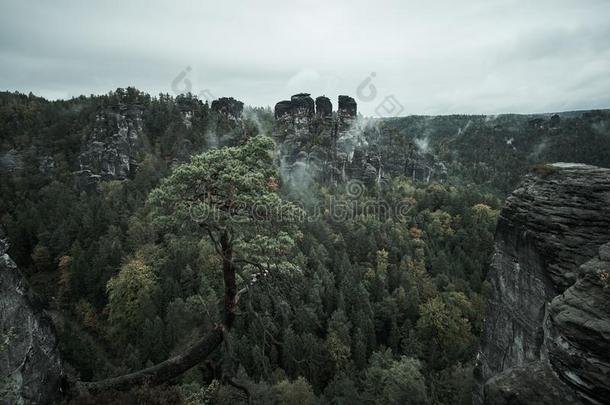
75 230 239 396
76 325 224 394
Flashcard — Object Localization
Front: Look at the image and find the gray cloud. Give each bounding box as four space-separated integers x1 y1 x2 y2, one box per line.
1 0 609 115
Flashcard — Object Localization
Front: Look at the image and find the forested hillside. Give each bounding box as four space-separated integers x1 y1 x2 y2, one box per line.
1 89 608 404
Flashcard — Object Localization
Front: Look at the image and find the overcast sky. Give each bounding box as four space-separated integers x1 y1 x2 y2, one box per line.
1 0 609 115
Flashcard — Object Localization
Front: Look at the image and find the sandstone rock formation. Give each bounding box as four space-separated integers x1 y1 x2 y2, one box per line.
273 93 446 186
210 97 243 120
77 102 145 189
274 94 341 185
315 96 332 117
290 93 315 117
0 229 63 404
274 100 292 119
337 95 357 119
475 163 610 405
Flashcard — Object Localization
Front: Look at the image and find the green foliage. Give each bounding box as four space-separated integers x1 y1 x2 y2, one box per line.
148 135 304 278
106 253 160 349
326 310 352 372
0 91 514 403
272 377 317 405
382 357 428 405
416 293 475 370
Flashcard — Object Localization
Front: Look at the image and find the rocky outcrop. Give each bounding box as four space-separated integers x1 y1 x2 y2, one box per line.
274 94 340 184
337 95 357 119
273 93 447 186
77 103 146 189
274 100 292 119
544 244 610 402
481 361 583 405
290 93 315 117
475 163 610 405
0 230 63 404
315 96 332 117
210 97 244 120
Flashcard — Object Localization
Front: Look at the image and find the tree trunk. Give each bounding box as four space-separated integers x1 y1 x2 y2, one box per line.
220 230 237 328
74 230 239 396
76 325 224 395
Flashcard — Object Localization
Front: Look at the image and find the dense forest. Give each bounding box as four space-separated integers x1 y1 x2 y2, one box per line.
1 89 608 404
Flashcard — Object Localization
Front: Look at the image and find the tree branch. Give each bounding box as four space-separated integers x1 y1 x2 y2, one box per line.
75 324 225 395
74 230 241 396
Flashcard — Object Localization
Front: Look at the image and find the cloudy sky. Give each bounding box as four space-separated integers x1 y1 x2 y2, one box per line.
1 0 609 115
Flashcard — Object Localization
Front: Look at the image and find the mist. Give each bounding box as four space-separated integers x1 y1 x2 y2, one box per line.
1 0 610 115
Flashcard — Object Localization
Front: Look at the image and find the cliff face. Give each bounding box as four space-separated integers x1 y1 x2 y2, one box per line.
273 93 441 186
0 231 63 405
475 163 610 405
274 93 350 185
273 93 454 187
76 103 146 190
